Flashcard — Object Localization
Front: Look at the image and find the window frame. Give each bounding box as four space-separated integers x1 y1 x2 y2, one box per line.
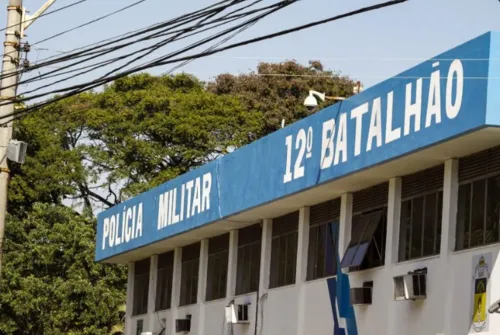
399 189 443 262
205 234 229 302
132 258 150 317
155 251 174 311
306 218 340 281
340 206 387 272
179 243 200 307
235 224 261 296
269 212 299 289
456 172 500 251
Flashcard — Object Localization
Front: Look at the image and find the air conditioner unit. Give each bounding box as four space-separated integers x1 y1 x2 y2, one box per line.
225 303 250 324
394 268 427 301
141 332 156 335
175 315 191 333
350 281 373 305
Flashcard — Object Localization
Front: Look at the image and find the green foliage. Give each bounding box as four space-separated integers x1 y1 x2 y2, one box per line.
85 72 263 198
208 60 356 135
0 204 127 335
0 62 356 334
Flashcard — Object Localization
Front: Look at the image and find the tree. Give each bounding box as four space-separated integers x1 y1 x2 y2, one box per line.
0 63 358 334
208 60 356 135
0 204 127 335
83 72 263 199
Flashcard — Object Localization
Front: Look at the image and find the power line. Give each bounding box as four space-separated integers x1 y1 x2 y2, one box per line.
0 0 91 33
8 0 291 108
15 0 274 94
33 0 149 46
3 0 407 123
0 0 245 83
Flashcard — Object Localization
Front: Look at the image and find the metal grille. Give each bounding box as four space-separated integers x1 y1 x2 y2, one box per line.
310 198 341 226
182 242 200 262
238 223 262 246
353 182 389 214
208 233 229 254
272 211 299 236
459 145 500 182
402 164 444 199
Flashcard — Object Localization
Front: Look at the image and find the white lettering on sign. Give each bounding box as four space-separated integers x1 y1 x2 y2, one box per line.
157 172 212 230
284 59 465 183
101 202 143 250
284 126 314 182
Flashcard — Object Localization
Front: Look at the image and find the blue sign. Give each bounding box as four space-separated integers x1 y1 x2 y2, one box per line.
96 31 500 262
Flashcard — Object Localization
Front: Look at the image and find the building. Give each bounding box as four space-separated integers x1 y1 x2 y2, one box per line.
95 31 500 335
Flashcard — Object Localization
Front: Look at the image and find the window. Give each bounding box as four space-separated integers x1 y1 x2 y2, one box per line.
132 258 150 316
307 199 340 280
236 223 261 295
136 319 144 335
399 165 444 261
206 233 229 301
456 147 500 250
155 251 174 311
180 242 200 306
269 211 299 288
341 183 388 271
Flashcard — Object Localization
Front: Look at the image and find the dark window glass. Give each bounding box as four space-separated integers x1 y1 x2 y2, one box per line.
340 208 386 271
206 234 229 301
456 176 500 250
132 258 150 316
269 212 298 288
136 319 144 335
399 191 442 261
236 224 261 295
155 251 174 311
307 221 339 280
179 243 200 306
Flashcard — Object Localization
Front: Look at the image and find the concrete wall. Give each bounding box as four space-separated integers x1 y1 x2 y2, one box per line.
125 159 500 335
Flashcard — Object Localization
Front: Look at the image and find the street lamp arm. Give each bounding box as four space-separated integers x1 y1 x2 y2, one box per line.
23 0 57 31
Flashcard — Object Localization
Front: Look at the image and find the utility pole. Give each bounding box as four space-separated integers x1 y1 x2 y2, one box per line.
0 0 57 281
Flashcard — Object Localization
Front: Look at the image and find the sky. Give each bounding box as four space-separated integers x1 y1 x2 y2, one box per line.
1 0 500 98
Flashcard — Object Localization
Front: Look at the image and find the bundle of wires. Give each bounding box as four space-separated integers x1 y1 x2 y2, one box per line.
0 0 408 125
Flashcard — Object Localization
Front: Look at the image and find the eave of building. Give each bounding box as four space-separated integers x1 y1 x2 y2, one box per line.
95 31 500 264
103 126 500 264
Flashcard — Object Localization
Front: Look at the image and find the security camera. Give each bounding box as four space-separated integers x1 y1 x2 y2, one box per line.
304 95 318 110
488 298 500 314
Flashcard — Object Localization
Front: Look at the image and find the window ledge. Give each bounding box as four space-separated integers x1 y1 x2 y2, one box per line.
343 265 384 276
233 291 257 299
396 254 439 266
305 274 337 285
453 242 500 255
204 297 227 305
267 283 296 292
154 308 171 313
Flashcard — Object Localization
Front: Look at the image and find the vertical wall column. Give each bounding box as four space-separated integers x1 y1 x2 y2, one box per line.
225 230 239 335
441 159 459 335
146 255 158 331
256 219 272 335
385 177 402 335
386 177 402 265
197 239 209 335
125 262 135 335
296 207 310 335
170 247 182 335
339 193 353 270
258 219 273 294
226 230 239 299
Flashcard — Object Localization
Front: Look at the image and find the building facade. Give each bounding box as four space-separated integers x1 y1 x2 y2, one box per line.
95 32 500 335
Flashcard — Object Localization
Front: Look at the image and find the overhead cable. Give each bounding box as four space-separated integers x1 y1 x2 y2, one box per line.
2 0 407 123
